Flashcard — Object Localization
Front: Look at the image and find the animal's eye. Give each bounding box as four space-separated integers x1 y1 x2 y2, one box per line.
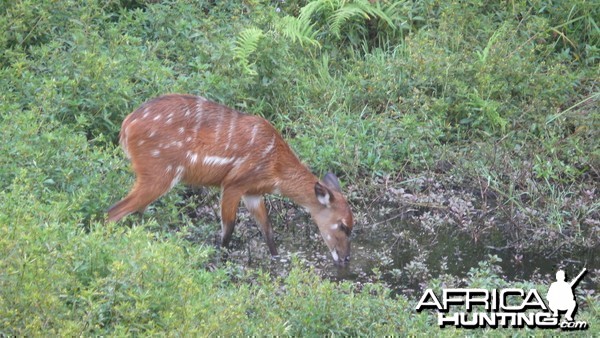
339 222 351 236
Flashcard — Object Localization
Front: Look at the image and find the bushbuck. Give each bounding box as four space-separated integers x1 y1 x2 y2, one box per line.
107 94 353 264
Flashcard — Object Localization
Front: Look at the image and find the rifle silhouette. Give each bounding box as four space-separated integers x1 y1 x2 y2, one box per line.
569 268 587 288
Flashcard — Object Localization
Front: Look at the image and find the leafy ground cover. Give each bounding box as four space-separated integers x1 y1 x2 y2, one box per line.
1 0 598 335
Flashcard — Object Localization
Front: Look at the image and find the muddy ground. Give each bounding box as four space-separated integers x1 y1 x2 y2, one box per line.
162 169 599 297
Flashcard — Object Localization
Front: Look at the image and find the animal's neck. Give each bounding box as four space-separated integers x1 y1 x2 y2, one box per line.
278 162 320 211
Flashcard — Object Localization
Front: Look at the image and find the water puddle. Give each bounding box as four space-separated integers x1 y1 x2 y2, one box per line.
181 188 598 294
221 214 599 295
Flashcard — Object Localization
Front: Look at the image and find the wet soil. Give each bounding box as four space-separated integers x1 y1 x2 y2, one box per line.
179 173 599 296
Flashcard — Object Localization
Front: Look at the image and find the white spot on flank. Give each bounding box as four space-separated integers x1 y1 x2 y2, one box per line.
151 149 160 157
203 156 235 166
195 103 204 121
166 117 173 124
233 155 249 169
148 130 157 138
242 195 262 211
142 108 150 119
326 234 332 241
262 135 275 156
250 125 259 144
122 127 130 158
153 114 162 121
330 223 339 230
166 165 173 172
170 166 185 189
192 123 200 135
178 127 185 134
186 151 199 164
185 136 192 143
225 116 237 150
185 109 191 117
214 113 224 142
137 140 145 146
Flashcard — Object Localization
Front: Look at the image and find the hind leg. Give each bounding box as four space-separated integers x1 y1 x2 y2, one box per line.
107 173 179 222
219 187 243 249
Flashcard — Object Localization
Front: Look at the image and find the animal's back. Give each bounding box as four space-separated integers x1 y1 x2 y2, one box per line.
119 94 291 191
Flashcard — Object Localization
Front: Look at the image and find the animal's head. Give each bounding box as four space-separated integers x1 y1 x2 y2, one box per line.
311 173 353 265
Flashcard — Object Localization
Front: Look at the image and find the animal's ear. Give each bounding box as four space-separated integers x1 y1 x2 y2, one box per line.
322 172 342 192
315 181 334 207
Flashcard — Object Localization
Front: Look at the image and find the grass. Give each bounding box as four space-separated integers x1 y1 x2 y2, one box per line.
1 0 598 335
0 147 420 334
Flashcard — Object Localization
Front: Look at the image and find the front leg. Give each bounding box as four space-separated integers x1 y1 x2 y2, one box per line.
243 195 278 256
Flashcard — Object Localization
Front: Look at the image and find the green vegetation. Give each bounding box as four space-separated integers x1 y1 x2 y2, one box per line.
1 0 598 335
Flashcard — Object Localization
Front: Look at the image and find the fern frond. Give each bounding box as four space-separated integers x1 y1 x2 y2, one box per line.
298 0 337 23
359 2 395 29
329 4 367 37
232 27 265 75
278 16 321 48
328 1 396 38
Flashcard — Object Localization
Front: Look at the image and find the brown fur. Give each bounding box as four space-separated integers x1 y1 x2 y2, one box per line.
107 94 353 263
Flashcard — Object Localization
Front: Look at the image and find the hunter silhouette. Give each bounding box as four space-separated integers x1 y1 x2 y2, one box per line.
546 269 586 321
